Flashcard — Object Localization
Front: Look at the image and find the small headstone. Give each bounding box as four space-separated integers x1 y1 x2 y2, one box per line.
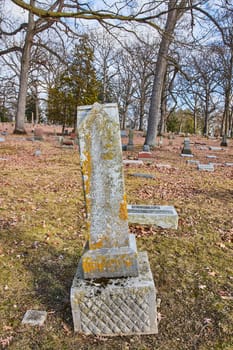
225 162 233 167
123 159 144 165
209 146 223 151
126 129 134 151
34 128 44 141
22 310 47 326
206 155 217 159
26 137 35 142
158 136 163 147
62 139 74 147
120 130 128 138
0 137 5 142
127 205 178 229
187 159 200 165
195 146 208 150
181 137 193 156
197 163 214 172
220 135 228 147
34 150 41 157
143 144 150 152
129 173 155 179
209 162 223 167
156 163 171 169
181 153 194 157
138 151 153 161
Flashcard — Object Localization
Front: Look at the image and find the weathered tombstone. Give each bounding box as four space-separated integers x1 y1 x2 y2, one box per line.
126 129 134 151
120 130 128 138
129 173 155 179
187 159 200 165
34 128 44 141
34 150 41 157
197 163 214 172
206 155 217 159
181 137 193 156
0 137 5 142
143 144 150 152
220 134 228 147
123 159 144 165
158 136 163 147
138 151 153 161
209 146 223 151
22 310 47 326
71 103 158 336
127 205 178 229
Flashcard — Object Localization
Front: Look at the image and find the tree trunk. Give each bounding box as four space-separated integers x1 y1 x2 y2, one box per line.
145 1 180 146
203 87 209 135
14 0 35 134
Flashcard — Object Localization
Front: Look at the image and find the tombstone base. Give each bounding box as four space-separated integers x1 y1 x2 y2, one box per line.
126 145 134 151
127 204 178 229
81 234 138 279
71 252 158 336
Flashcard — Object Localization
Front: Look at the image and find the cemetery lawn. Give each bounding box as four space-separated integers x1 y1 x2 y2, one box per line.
0 129 233 350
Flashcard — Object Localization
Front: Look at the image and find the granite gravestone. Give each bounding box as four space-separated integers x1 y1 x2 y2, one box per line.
71 103 158 336
126 129 134 151
181 137 193 156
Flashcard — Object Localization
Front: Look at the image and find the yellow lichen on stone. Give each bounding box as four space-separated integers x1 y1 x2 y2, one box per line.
82 151 91 196
119 193 128 221
90 239 103 250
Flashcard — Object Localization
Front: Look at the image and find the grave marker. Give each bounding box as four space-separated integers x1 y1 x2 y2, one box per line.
181 137 193 156
22 310 47 326
126 129 134 151
220 135 228 147
197 163 214 172
71 103 157 335
138 151 153 161
127 205 178 229
209 146 223 151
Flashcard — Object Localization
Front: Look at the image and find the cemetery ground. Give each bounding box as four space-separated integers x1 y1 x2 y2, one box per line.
0 126 233 350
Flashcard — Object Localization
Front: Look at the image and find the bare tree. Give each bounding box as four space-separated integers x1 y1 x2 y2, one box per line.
145 0 191 146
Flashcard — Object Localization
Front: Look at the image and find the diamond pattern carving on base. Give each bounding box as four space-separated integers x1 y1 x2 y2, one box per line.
71 252 158 335
80 289 151 334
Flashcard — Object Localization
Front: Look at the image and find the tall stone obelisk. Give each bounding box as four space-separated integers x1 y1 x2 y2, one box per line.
71 103 158 335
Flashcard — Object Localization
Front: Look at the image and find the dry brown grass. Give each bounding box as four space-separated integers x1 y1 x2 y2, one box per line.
0 128 232 350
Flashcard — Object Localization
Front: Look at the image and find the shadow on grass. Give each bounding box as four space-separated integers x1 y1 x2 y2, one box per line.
0 225 81 328
24 243 80 327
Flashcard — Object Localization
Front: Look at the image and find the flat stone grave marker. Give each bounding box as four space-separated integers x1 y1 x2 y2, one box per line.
197 163 214 172
209 146 223 151
127 205 178 229
195 146 208 150
22 310 47 326
129 173 155 179
206 155 217 159
138 151 153 161
156 163 171 169
71 103 157 336
181 153 194 157
187 159 200 165
225 162 233 167
0 137 5 142
123 159 144 165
